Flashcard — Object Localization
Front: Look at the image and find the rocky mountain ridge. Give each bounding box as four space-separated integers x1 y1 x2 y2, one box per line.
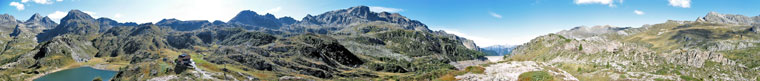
488 12 760 81
0 6 485 81
697 12 760 25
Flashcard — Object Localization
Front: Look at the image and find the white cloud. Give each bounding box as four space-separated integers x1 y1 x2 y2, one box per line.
264 6 282 14
668 0 690 8
489 11 502 19
82 11 98 18
369 6 403 13
634 10 644 15
574 0 621 7
21 0 57 4
9 2 24 10
31 0 53 4
114 13 122 18
47 11 66 19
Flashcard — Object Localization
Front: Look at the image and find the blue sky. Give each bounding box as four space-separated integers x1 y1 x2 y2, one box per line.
2 0 760 47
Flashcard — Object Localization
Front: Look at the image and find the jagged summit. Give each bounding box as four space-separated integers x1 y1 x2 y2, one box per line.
696 11 760 25
345 6 372 16
299 6 429 31
228 10 287 28
61 10 95 23
0 14 20 33
0 14 17 23
25 13 58 28
25 13 43 22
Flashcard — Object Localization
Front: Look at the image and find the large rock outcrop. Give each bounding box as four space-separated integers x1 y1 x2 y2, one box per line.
696 12 760 25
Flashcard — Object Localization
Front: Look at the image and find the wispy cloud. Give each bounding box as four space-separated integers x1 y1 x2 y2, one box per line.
24 0 54 4
264 6 282 14
114 13 122 18
369 6 403 13
9 2 24 10
82 11 98 18
47 11 66 19
668 0 690 8
574 0 621 7
634 10 644 15
489 11 502 19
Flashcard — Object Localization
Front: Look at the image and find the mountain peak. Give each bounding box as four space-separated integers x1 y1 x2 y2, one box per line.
228 10 287 28
26 13 43 22
707 11 721 16
236 10 260 17
0 14 15 21
0 14 17 24
347 6 371 14
60 10 95 23
264 13 275 17
24 13 58 28
697 11 758 25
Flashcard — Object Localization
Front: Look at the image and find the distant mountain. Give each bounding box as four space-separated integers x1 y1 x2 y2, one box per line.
156 18 211 31
696 11 760 25
298 6 430 31
228 10 293 29
0 14 20 34
11 13 59 37
24 13 57 29
555 25 631 40
480 45 515 56
96 18 137 32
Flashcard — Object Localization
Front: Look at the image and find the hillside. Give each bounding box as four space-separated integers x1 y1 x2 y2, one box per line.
458 12 760 81
0 6 485 81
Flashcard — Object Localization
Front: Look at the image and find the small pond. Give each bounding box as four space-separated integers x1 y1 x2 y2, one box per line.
34 67 118 81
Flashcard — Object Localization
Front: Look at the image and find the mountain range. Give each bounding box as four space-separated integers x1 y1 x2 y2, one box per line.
0 6 486 81
1 5 759 81
480 45 515 56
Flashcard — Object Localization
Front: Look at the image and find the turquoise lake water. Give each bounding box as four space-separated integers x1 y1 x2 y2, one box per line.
34 67 118 81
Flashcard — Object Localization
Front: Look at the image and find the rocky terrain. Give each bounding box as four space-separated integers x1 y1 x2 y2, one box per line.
460 12 760 81
0 6 486 81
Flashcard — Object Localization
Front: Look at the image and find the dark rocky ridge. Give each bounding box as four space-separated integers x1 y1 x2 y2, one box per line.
228 10 295 29
0 6 487 80
298 6 430 32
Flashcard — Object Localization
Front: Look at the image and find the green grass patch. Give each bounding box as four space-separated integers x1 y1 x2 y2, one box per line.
464 66 485 74
680 75 702 81
518 71 555 81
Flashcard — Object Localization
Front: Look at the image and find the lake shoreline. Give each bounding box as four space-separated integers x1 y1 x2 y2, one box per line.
26 64 118 81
